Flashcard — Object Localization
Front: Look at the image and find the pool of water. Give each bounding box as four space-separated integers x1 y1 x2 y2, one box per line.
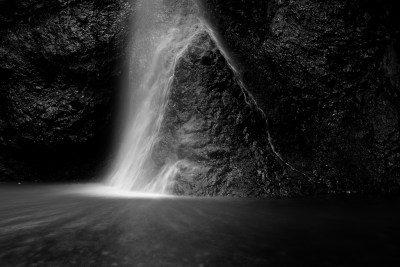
0 184 399 266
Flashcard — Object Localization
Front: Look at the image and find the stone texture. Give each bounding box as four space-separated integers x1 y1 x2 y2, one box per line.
0 0 132 181
153 32 308 197
200 0 400 194
1 0 399 196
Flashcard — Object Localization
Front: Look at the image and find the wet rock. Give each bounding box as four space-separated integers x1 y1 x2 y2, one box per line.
0 0 132 181
1 0 399 196
153 32 308 197
200 0 400 194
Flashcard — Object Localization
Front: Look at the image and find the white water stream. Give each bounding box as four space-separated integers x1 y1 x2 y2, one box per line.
105 0 297 194
106 0 204 193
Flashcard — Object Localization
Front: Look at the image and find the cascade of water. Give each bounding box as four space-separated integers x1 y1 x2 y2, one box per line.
106 0 306 194
106 0 204 193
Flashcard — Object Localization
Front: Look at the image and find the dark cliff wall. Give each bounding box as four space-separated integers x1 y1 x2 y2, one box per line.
0 0 132 181
1 0 399 195
200 0 400 194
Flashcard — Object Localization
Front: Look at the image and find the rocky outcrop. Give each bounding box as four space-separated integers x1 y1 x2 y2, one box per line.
1 0 399 196
152 32 308 197
200 0 400 194
0 0 132 181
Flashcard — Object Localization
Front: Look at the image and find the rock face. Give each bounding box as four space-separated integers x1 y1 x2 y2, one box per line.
200 0 400 194
1 0 399 196
0 0 132 181
153 32 309 197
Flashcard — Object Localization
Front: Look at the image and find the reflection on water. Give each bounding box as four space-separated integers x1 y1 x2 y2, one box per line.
0 184 399 266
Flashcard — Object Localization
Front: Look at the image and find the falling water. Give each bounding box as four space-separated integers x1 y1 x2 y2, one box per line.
106 0 296 194
106 0 204 193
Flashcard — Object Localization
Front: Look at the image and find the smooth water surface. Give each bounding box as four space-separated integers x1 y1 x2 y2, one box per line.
0 184 399 266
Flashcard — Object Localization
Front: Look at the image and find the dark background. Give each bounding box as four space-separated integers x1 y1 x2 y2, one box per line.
0 0 399 196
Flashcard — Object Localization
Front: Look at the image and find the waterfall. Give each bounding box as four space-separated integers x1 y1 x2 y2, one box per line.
105 0 285 195
106 0 204 193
